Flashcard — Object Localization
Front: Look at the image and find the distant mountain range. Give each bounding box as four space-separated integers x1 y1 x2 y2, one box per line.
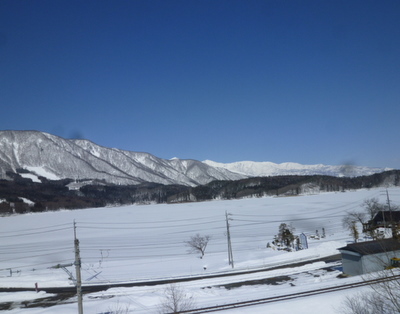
203 160 390 178
0 130 392 187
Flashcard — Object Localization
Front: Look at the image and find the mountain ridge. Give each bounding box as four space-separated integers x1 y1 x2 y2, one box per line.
0 130 246 186
203 160 391 178
0 130 391 187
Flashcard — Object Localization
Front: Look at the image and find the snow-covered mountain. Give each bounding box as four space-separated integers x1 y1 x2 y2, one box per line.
0 130 390 187
0 130 246 186
203 160 391 178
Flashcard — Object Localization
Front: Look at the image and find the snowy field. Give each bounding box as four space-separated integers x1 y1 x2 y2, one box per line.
1 187 400 313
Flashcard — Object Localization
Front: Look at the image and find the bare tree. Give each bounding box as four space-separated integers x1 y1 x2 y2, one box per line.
339 291 389 314
342 213 361 242
349 211 366 224
185 233 211 258
339 276 400 314
367 270 400 312
158 284 195 314
106 302 131 314
363 198 386 220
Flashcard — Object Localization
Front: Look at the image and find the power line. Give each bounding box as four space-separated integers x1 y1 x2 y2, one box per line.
78 215 221 225
0 249 73 263
0 226 72 238
0 246 73 255
78 220 223 230
0 222 72 234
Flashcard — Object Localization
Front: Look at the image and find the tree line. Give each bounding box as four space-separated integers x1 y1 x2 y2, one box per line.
1 170 400 214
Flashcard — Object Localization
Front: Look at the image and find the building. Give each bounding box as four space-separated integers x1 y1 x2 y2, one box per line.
362 210 400 233
339 238 400 276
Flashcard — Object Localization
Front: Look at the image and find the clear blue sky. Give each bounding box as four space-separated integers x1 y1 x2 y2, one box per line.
1 0 399 168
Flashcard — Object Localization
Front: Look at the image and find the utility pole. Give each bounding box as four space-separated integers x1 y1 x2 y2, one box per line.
386 189 392 211
74 220 83 314
386 189 398 239
225 211 234 269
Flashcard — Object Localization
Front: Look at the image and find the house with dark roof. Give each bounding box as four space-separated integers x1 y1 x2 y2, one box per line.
339 238 400 276
362 211 400 233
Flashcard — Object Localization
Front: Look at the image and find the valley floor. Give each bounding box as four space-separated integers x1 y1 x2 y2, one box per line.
1 187 400 313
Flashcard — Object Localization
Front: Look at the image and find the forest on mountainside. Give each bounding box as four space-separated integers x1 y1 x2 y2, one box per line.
0 170 399 215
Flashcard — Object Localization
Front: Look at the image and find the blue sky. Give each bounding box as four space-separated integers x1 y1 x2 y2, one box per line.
1 0 399 168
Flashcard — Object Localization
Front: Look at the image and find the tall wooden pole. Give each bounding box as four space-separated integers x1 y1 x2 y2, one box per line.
225 211 234 268
74 220 83 314
386 189 398 239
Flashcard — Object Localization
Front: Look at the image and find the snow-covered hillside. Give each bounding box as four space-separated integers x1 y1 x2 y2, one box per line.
203 159 392 177
0 130 246 186
2 187 400 313
0 130 391 188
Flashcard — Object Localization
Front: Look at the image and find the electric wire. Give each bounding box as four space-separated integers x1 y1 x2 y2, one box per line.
0 226 73 238
0 222 72 234
78 215 222 225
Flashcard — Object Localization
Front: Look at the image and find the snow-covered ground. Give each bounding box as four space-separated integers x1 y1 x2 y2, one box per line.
1 187 400 313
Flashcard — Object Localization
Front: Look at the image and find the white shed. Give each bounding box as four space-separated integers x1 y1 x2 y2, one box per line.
339 238 400 276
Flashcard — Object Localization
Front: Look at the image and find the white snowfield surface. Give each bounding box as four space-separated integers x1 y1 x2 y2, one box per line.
1 187 400 313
